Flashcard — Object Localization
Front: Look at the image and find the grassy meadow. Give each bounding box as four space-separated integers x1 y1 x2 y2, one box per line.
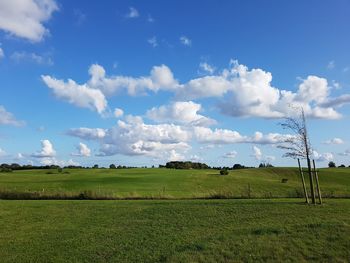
0 167 349 199
1 168 349 262
0 199 349 262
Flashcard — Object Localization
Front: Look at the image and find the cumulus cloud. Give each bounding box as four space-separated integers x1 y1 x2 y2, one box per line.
0 0 58 42
199 62 215 74
11 51 53 65
126 7 139 18
0 106 25 126
193 127 293 145
40 157 80 167
223 151 238 159
0 47 4 59
0 148 6 157
46 64 178 114
168 150 185 161
66 113 294 161
180 36 191 46
252 146 262 160
31 139 56 158
71 142 91 157
43 60 350 119
66 128 106 140
114 108 124 118
323 138 344 145
147 101 216 126
312 151 333 162
41 75 108 114
339 149 350 156
189 154 202 162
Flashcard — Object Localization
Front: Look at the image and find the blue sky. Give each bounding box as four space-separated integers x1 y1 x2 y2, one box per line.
0 0 350 167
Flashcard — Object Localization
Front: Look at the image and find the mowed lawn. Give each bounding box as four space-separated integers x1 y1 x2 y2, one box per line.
0 199 349 262
0 167 349 198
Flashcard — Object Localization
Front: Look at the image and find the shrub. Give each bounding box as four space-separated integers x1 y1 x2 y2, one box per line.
109 164 116 169
281 178 288 183
328 161 336 168
0 167 12 173
220 169 229 175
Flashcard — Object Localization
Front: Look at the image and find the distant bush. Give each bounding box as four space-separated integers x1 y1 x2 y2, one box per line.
58 167 63 173
328 161 336 168
0 167 12 173
165 161 209 169
281 178 288 183
338 164 346 168
220 169 229 175
109 164 116 169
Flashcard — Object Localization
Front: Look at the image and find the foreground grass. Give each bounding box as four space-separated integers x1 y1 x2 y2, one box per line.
0 199 349 262
0 167 349 199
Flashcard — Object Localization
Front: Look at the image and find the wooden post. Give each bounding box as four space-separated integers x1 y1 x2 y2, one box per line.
298 158 309 204
312 159 322 205
307 157 316 204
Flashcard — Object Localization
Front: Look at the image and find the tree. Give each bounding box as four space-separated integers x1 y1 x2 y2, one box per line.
93 164 99 169
109 164 116 169
278 108 317 204
328 161 336 168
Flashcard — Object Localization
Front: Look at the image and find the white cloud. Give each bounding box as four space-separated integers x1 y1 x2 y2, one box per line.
11 51 53 65
147 101 216 126
0 105 25 126
323 138 344 145
312 151 333 162
223 151 237 159
114 108 124 118
71 142 91 157
66 128 106 140
0 148 6 157
126 7 139 18
31 139 56 158
320 94 350 108
68 116 191 158
0 0 58 42
44 60 350 120
41 75 108 114
40 157 80 167
168 150 185 161
148 36 158 47
15 153 24 159
252 146 262 160
339 149 350 156
180 36 191 46
193 127 293 145
0 47 4 59
189 154 202 162
327 60 335 69
87 63 178 96
199 62 215 74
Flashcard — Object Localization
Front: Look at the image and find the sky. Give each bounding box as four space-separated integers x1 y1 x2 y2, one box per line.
0 0 350 168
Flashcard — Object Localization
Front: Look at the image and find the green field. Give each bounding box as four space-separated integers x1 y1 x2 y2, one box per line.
0 167 349 199
0 199 349 262
1 168 350 262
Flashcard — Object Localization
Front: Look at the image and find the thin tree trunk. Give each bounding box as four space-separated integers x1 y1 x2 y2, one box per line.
312 159 322 205
298 158 309 204
307 157 316 204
